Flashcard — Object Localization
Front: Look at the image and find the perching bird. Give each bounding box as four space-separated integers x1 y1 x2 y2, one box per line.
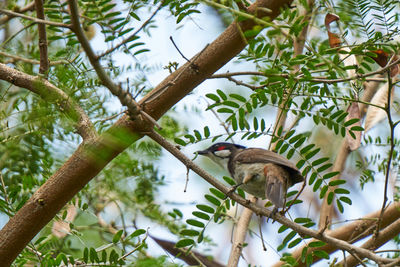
197 142 304 208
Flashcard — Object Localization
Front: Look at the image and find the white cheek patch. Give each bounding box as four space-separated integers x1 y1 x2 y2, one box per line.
214 150 231 158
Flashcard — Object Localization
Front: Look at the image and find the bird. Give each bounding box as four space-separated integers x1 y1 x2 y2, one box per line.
197 142 304 209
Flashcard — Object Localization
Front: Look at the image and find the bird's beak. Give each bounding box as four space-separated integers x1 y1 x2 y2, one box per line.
196 149 209 155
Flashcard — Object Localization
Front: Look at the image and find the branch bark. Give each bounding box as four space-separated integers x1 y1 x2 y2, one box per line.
272 201 400 267
34 0 49 75
0 0 293 264
147 129 395 266
0 63 96 140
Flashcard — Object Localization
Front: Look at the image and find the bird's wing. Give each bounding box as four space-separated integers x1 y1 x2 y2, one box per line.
234 148 304 184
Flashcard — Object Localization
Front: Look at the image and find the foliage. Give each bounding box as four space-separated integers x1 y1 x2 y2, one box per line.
0 0 399 266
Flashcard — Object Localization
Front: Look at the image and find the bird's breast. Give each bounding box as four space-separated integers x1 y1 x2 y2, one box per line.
232 163 267 198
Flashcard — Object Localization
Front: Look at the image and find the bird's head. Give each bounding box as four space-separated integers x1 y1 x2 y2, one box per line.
197 142 246 170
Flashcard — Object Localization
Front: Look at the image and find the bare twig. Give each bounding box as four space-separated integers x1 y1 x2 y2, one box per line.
0 8 71 28
375 71 397 238
342 218 400 267
0 2 35 24
34 0 49 75
147 129 395 266
0 51 68 65
67 0 160 129
97 2 164 59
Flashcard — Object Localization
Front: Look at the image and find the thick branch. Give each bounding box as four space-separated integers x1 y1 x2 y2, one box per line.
0 63 96 140
272 201 400 267
147 130 394 266
0 0 293 264
227 197 256 266
342 218 400 266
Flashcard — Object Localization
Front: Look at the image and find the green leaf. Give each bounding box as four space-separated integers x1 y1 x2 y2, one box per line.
308 241 326 248
300 144 315 154
278 225 289 233
186 219 205 228
317 163 332 172
312 157 329 166
309 172 317 185
90 247 99 262
313 179 322 192
230 93 246 102
175 238 194 248
206 93 220 102
192 211 210 220
282 231 297 246
174 138 186 146
339 196 352 205
344 118 359 127
196 204 215 213
288 238 302 248
327 192 334 204
223 176 236 186
209 188 226 199
180 229 200 236
128 229 146 239
204 126 210 138
112 230 124 243
217 107 233 113
323 171 340 179
313 250 329 259
194 130 202 141
205 194 221 206
334 188 350 194
294 217 311 224
223 100 240 108
329 179 346 186
217 89 227 100
319 185 328 199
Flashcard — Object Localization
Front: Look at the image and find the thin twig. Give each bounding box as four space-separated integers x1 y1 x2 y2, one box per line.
96 2 164 59
170 36 191 63
375 71 397 238
146 129 395 266
67 0 160 129
0 2 35 24
0 8 71 28
0 51 68 65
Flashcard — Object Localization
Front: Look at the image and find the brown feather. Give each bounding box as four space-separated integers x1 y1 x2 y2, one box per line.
231 148 304 186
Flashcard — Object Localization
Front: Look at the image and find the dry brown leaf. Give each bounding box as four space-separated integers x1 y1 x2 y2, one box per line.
325 13 341 48
364 81 395 132
345 102 361 151
324 14 357 80
51 204 78 238
368 50 400 77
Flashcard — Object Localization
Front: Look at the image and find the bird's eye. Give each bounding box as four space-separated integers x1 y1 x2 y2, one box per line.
217 146 226 151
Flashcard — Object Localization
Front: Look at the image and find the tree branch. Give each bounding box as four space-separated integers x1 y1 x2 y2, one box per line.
67 0 160 129
342 218 400 266
0 63 96 140
146 129 395 266
0 8 71 28
34 0 49 75
272 201 400 267
0 2 35 24
0 0 295 264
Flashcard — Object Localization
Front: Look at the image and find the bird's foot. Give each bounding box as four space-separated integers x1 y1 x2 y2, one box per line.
225 183 242 198
266 206 279 223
